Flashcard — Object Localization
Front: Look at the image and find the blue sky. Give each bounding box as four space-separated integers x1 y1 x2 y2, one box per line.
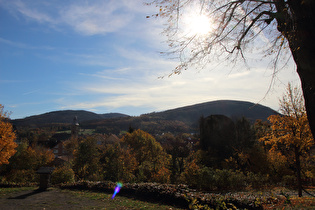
0 0 300 119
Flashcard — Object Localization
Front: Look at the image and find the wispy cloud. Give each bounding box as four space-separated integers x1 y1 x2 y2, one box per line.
14 1 54 23
81 67 143 80
0 37 55 50
59 62 297 115
1 0 150 36
227 71 251 78
22 89 41 96
60 1 134 35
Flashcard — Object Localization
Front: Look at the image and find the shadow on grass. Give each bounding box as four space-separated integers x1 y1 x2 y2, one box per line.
8 188 46 200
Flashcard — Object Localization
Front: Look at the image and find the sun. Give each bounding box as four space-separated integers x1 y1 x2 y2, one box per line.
183 13 213 36
190 15 212 35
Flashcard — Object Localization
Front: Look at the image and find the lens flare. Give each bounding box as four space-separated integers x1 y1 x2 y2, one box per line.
111 182 123 199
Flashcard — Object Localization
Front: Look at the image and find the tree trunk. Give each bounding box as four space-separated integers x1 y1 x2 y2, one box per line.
297 65 315 141
285 1 315 142
291 47 315 142
291 36 315 141
294 146 302 197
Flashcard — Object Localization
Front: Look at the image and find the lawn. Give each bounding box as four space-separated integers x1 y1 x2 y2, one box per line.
0 186 314 209
0 187 36 196
64 189 184 209
0 187 183 209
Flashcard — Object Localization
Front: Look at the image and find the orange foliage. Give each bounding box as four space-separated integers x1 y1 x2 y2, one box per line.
260 84 314 195
151 166 171 183
262 113 313 153
181 159 201 187
122 129 171 182
260 84 313 155
120 147 138 182
122 129 167 166
9 143 54 171
34 146 55 166
0 104 17 165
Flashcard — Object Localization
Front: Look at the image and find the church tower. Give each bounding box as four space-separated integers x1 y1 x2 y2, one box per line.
71 116 79 140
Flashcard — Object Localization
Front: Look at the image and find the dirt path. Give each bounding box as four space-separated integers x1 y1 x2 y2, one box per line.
0 188 112 210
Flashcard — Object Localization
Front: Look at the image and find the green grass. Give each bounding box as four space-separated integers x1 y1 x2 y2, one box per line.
1 186 313 209
65 189 314 210
62 189 183 209
0 187 36 196
56 129 96 135
79 129 96 135
0 187 182 209
264 196 315 210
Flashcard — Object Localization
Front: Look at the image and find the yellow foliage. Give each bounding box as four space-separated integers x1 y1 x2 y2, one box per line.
259 84 314 187
261 114 313 153
267 150 290 175
260 84 313 154
0 104 17 165
121 129 171 182
122 129 167 166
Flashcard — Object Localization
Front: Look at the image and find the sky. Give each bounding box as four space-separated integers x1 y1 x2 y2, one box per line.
0 0 301 120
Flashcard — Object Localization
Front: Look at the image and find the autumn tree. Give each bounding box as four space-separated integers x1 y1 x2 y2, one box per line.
121 129 170 182
73 136 101 180
2 141 54 183
232 117 262 172
260 83 314 197
148 0 315 141
0 104 17 165
16 128 53 147
100 143 137 182
100 144 120 182
63 136 79 160
159 133 192 183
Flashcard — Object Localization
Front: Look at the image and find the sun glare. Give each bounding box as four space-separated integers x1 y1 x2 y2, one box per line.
184 13 213 36
191 15 212 35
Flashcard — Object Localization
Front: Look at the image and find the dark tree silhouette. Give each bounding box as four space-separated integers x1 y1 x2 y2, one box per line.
199 115 236 165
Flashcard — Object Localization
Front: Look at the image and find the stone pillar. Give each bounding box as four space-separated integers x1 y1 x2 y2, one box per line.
36 167 54 190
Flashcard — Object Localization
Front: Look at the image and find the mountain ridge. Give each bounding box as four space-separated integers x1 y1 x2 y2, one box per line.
11 100 278 131
150 100 278 125
11 110 129 127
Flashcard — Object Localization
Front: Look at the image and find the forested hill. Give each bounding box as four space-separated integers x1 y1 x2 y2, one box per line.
11 110 129 127
148 100 278 125
11 100 278 134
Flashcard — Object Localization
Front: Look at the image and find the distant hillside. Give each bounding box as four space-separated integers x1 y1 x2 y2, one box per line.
11 110 129 127
148 100 278 126
99 113 129 119
80 100 278 134
11 100 278 134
